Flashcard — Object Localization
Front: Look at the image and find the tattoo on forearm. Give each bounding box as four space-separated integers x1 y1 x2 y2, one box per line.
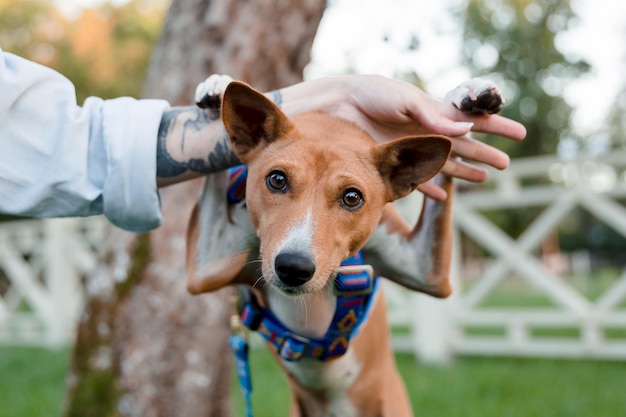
206 135 241 171
157 107 187 177
156 107 240 178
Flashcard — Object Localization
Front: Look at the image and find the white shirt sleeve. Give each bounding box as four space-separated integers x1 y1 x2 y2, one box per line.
0 50 170 232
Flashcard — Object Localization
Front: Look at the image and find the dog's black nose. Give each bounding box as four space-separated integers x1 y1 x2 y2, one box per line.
275 252 316 287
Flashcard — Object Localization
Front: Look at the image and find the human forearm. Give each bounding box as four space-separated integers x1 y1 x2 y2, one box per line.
275 76 349 117
155 106 240 187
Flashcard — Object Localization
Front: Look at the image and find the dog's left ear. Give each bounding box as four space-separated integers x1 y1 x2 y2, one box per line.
222 81 293 162
374 135 452 201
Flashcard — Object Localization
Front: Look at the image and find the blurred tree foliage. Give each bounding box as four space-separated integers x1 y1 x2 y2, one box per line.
460 0 590 158
0 0 165 104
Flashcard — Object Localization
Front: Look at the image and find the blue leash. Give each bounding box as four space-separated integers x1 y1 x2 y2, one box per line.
230 332 253 417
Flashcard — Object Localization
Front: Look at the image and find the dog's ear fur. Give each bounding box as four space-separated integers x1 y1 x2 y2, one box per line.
186 172 257 294
222 81 293 161
373 135 451 201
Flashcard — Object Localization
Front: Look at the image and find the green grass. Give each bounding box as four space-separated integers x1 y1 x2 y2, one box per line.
0 347 70 417
232 348 626 417
396 355 626 417
2 347 626 417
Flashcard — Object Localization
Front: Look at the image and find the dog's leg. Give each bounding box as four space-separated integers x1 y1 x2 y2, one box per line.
363 174 453 297
186 74 261 294
364 78 504 297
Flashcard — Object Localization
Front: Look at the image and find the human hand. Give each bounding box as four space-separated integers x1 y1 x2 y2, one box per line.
340 75 526 200
281 75 526 200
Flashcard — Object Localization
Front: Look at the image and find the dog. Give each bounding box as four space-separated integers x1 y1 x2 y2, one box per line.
186 75 503 417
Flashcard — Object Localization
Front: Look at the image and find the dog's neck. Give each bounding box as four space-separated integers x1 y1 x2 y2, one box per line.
267 286 337 339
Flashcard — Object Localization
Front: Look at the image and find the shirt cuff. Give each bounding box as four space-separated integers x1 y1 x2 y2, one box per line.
101 97 170 232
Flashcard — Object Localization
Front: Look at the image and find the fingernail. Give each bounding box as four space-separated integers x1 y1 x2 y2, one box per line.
454 122 474 130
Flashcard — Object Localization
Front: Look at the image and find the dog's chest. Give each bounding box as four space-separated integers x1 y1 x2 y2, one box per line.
283 350 361 417
283 348 360 389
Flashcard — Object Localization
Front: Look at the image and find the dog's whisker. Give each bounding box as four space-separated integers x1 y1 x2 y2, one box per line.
245 259 262 267
298 295 308 322
252 275 265 289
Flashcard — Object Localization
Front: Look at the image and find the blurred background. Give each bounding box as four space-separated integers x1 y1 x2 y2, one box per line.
0 0 625 416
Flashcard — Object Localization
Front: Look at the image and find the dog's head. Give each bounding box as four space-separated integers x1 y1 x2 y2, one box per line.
226 82 450 294
186 81 450 296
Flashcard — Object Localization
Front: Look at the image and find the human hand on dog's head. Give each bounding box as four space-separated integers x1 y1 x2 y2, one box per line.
278 74 527 201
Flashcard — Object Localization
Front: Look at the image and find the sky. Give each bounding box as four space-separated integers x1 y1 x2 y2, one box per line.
57 0 626 135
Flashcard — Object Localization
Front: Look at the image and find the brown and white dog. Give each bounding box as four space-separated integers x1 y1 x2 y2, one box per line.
186 76 503 417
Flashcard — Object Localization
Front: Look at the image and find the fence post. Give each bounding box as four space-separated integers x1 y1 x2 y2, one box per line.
43 218 81 347
411 292 452 364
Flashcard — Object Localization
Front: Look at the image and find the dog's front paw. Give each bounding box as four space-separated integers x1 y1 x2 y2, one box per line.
195 74 234 110
446 78 504 115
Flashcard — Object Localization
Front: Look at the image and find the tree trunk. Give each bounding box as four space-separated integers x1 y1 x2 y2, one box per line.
63 1 326 416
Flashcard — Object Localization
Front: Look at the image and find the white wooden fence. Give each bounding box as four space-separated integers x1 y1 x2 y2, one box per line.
389 150 626 363
2 152 626 364
0 217 105 347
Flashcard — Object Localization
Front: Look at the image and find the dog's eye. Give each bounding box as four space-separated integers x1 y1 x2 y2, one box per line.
341 188 364 210
266 170 289 193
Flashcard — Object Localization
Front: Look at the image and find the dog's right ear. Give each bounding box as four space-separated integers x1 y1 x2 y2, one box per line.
374 135 451 202
222 81 294 162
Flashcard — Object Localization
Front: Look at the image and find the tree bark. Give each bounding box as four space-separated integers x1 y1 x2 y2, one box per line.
63 1 326 416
